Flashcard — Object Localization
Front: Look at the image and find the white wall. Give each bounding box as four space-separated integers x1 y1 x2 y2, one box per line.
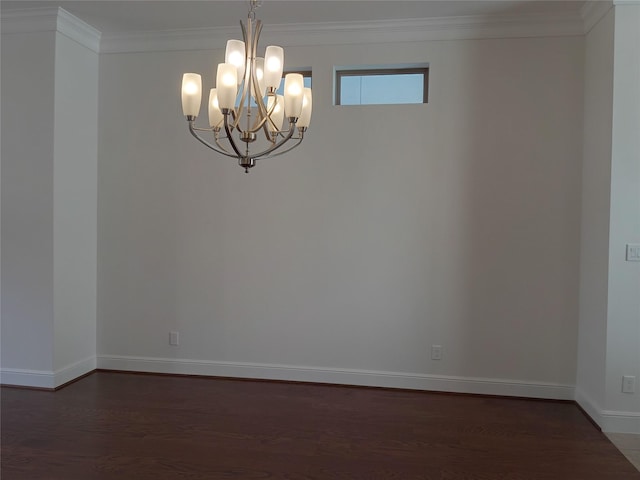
605 3 640 423
577 7 614 418
577 3 640 433
0 16 98 387
97 34 584 396
1 30 57 374
52 32 99 376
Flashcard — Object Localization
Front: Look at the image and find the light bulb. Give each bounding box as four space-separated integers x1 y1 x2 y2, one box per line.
228 51 243 67
222 73 236 86
264 46 284 90
288 84 301 96
267 56 281 72
284 73 304 118
216 63 237 110
297 88 312 128
181 73 202 117
208 88 223 127
225 40 246 84
253 58 266 99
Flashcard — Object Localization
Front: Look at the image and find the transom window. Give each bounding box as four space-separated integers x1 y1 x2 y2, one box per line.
335 66 429 106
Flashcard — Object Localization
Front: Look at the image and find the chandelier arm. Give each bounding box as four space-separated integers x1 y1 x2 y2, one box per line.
259 98 279 142
215 136 233 152
188 121 239 159
264 94 279 125
233 101 246 131
228 109 239 132
244 96 278 143
246 21 269 135
244 20 263 135
232 20 251 130
249 91 277 135
251 121 297 159
262 124 274 143
248 94 270 134
257 136 303 160
212 129 237 154
223 113 244 158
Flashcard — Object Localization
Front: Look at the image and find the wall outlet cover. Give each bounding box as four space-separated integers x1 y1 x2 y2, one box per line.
431 345 443 360
626 244 640 262
622 376 636 393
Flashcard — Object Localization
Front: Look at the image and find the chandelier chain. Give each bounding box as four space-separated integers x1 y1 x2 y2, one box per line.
248 0 262 20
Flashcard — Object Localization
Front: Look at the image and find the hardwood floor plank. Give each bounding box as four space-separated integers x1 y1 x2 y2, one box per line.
2 371 638 479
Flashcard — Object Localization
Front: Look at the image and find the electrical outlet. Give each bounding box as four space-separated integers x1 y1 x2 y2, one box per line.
622 376 636 393
626 244 640 262
169 331 179 346
431 345 443 361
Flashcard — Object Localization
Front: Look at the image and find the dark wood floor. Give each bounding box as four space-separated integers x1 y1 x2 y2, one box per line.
1 371 638 480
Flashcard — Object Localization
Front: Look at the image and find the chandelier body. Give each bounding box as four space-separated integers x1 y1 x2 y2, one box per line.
181 1 312 172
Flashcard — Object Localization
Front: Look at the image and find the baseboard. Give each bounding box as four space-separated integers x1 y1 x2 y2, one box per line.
575 388 640 434
97 354 575 400
1 367 57 389
7 355 636 432
575 387 604 427
1 356 96 390
53 356 96 388
600 410 640 434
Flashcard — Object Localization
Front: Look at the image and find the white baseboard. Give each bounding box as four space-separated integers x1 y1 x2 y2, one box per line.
1 355 96 389
1 367 57 389
575 387 603 424
53 356 96 387
600 410 640 434
97 354 575 400
575 388 640 434
7 355 636 433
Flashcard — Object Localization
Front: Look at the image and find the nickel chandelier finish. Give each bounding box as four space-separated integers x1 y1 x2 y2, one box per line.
180 0 312 173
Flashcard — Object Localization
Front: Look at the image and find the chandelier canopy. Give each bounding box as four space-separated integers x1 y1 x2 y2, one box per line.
180 0 312 172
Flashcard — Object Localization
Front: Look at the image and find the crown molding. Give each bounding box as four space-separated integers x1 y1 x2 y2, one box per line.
1 7 100 53
3 7 601 55
100 13 585 54
581 1 614 33
1 6 59 33
56 7 101 52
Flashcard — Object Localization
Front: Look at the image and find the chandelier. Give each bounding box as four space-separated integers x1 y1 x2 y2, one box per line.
180 0 312 173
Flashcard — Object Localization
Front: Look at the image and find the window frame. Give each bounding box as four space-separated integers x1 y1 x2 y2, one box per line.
335 67 429 106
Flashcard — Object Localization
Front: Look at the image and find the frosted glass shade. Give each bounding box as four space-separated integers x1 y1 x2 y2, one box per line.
284 73 304 118
264 46 284 90
297 88 312 128
208 89 224 128
216 63 238 110
181 73 202 117
267 95 285 133
253 57 267 99
225 40 246 84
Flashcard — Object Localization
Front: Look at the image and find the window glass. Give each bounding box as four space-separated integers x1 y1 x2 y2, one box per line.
336 67 428 105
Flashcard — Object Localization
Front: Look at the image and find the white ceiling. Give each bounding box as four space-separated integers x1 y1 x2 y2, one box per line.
1 1 586 33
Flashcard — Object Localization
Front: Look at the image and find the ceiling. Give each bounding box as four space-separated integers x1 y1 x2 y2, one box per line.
1 1 586 34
